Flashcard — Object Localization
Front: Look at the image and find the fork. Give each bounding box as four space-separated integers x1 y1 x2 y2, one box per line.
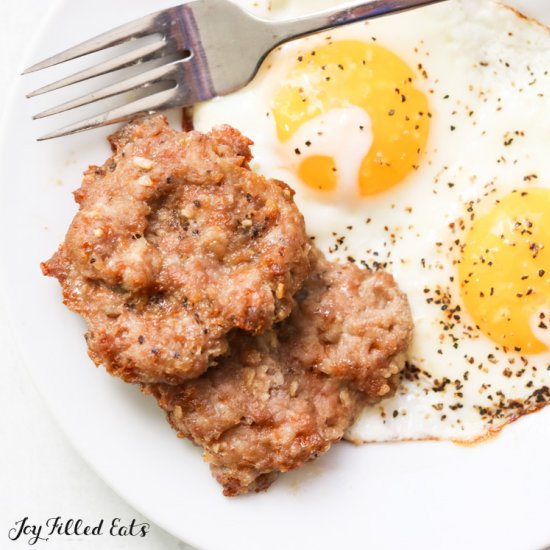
24 0 447 140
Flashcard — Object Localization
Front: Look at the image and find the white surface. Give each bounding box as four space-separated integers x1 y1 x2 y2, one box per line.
1 2 549 550
0 1 191 549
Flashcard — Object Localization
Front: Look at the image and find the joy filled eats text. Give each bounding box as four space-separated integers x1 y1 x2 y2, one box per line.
7 516 150 545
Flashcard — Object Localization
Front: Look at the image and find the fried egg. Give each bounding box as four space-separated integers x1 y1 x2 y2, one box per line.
194 0 550 442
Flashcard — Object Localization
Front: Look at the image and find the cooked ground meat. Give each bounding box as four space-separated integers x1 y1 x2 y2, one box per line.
42 116 311 385
146 248 413 496
285 249 412 395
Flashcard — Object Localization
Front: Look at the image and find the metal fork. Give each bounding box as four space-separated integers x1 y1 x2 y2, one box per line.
24 0 447 140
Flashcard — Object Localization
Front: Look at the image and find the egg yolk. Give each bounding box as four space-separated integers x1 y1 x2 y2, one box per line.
272 40 430 196
298 155 338 192
459 188 550 354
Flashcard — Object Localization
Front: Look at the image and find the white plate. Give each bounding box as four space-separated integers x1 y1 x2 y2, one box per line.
1 1 550 550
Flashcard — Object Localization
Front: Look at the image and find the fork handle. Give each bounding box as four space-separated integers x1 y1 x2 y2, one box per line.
270 0 446 43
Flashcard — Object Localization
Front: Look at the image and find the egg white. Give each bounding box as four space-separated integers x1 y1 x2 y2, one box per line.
194 0 550 442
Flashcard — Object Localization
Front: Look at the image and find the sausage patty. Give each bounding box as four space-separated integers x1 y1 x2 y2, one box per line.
42 116 311 384
147 248 413 495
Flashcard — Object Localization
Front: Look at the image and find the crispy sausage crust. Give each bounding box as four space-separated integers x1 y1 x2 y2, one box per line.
42 116 311 384
147 248 413 495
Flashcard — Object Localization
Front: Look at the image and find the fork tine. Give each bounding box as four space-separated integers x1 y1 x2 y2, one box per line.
27 41 168 98
22 12 161 75
37 88 181 141
33 61 181 120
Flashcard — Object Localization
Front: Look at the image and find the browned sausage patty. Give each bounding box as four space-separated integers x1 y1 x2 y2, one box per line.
42 116 311 385
146 248 413 496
